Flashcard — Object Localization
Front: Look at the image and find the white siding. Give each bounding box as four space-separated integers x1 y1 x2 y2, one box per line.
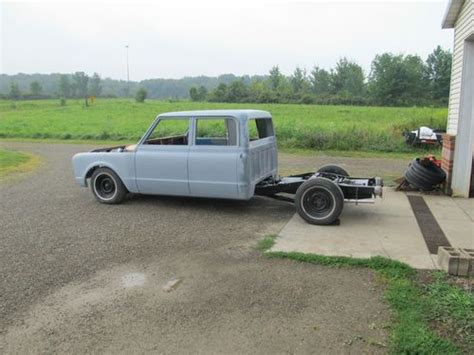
447 0 474 135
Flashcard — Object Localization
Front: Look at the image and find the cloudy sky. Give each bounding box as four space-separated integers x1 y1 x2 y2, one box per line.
1 0 453 81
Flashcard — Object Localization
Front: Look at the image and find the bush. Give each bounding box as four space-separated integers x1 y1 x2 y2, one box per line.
135 88 147 103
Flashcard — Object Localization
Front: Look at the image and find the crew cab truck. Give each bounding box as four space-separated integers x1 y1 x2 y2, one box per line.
72 110 383 225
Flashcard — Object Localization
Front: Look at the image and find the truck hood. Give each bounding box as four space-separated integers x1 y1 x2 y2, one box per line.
90 144 137 153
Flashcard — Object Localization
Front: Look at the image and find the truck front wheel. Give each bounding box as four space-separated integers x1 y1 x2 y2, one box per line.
295 177 344 225
91 167 127 204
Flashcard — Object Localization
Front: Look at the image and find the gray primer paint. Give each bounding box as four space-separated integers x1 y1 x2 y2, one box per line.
72 110 278 200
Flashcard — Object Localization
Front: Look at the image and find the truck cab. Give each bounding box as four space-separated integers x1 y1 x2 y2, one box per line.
134 110 277 200
73 110 278 200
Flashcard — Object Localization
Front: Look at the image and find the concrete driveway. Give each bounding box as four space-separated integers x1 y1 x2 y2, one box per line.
0 142 391 354
273 189 473 269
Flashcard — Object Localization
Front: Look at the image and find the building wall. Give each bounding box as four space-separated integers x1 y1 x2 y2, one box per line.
446 0 473 135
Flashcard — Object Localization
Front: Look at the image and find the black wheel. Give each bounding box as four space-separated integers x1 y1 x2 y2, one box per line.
295 177 344 225
90 167 127 204
317 164 349 177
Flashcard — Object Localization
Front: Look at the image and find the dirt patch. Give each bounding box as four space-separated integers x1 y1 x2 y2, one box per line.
1 257 390 354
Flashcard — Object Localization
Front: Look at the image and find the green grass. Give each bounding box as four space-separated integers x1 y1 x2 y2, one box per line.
256 239 473 354
0 148 41 179
254 234 277 251
423 272 474 350
0 99 447 153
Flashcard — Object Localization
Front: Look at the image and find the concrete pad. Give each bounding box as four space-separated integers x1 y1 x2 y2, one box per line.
453 198 474 220
424 195 474 249
422 194 472 221
273 189 436 269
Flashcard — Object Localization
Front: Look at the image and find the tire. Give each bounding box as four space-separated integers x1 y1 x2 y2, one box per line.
317 165 349 177
90 167 127 204
295 177 344 225
405 168 433 191
404 159 446 190
411 159 445 183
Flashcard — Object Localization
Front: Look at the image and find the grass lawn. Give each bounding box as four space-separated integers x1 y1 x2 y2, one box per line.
0 99 446 154
256 236 473 354
0 148 41 179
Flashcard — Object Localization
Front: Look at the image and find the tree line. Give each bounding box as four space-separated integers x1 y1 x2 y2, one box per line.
0 72 254 101
4 71 150 104
6 72 103 105
192 46 452 107
1 46 451 107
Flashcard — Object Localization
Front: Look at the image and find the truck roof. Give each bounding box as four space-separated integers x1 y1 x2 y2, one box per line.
157 109 272 121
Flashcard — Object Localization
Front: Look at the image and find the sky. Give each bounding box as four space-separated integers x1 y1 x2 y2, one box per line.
0 0 454 81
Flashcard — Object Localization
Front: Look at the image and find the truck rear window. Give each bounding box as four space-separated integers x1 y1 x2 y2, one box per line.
248 118 274 141
195 118 237 146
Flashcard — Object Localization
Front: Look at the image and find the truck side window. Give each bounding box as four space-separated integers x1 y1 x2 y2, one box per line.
248 118 274 141
145 118 189 145
195 118 237 146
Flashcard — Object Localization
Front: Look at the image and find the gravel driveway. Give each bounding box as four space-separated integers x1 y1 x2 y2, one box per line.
0 142 390 354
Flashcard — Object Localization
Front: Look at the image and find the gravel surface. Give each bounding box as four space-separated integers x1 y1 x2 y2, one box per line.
0 142 389 354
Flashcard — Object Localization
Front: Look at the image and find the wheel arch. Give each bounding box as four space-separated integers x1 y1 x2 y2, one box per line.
84 163 119 186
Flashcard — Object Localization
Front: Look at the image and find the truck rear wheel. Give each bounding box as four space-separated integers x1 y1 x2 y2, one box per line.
295 177 344 225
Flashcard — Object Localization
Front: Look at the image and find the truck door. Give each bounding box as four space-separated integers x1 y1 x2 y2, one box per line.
135 117 190 196
188 117 240 198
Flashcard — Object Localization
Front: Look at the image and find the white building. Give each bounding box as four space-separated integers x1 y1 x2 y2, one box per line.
441 0 473 197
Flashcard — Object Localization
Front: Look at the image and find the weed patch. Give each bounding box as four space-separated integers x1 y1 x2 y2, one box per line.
254 234 277 252
0 149 41 180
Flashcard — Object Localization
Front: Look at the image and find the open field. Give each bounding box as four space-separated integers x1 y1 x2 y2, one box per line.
0 99 447 153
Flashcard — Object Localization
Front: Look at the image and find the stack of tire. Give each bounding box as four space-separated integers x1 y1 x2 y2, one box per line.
404 158 446 191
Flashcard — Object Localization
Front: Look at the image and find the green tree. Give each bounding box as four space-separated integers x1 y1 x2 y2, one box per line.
189 86 199 101
89 73 102 97
72 72 89 106
197 86 208 101
290 67 308 94
30 81 42 96
268 66 284 91
209 83 228 102
425 46 452 103
59 75 71 98
331 58 365 96
190 85 208 101
309 66 331 95
135 87 147 103
9 82 21 100
249 80 276 103
227 80 248 102
369 53 426 106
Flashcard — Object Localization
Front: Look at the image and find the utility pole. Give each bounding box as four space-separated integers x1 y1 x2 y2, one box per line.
125 44 130 96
